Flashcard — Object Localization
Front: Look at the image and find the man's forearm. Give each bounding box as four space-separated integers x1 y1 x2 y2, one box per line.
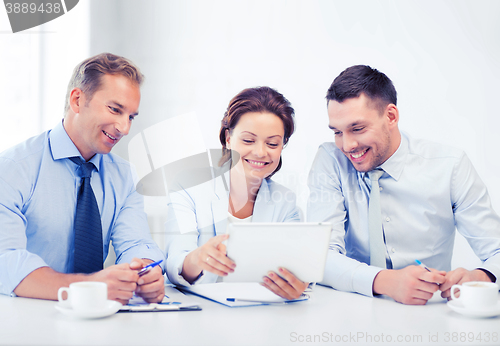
13 266 88 300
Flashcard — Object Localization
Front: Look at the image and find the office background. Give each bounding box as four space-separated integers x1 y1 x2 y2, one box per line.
1 0 499 268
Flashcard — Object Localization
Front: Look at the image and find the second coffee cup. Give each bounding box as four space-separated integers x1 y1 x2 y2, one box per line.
450 281 499 310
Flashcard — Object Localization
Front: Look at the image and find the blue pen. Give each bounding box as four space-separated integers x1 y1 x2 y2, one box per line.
226 298 287 305
415 259 431 272
138 259 163 276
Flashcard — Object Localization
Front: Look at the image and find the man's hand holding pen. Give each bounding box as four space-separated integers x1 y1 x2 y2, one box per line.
131 258 165 303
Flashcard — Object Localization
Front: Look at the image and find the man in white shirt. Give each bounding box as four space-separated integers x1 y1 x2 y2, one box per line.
308 65 500 305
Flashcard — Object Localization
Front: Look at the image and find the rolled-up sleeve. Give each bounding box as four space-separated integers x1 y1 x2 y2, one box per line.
0 159 48 296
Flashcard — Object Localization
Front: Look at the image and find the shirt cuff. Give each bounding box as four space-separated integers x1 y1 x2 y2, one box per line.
167 252 199 286
321 250 383 297
353 265 384 297
0 251 49 296
476 268 497 283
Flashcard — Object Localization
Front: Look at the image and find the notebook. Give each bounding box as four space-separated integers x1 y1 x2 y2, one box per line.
225 222 331 283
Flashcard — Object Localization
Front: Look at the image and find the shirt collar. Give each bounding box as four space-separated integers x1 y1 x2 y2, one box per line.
49 120 101 171
378 133 408 181
256 178 271 203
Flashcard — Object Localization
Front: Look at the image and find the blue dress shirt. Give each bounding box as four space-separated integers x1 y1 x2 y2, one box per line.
0 121 164 296
307 133 500 297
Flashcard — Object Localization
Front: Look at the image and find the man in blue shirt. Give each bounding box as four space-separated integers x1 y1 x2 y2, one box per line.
0 53 165 304
308 65 500 305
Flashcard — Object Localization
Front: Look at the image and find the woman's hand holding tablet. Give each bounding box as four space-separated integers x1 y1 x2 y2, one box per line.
262 268 309 300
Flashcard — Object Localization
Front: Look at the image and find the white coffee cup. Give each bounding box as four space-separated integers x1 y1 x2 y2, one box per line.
58 282 108 312
451 281 499 310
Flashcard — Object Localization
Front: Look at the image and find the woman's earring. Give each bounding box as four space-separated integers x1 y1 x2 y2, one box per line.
225 129 231 149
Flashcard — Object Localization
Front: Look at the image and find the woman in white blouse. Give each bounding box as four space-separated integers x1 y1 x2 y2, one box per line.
165 87 307 299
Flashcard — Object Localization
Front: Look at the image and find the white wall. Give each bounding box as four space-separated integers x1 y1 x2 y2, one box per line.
2 0 499 267
0 1 89 150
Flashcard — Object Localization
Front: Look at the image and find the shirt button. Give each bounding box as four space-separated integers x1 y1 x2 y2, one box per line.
391 248 396 253
385 217 391 222
379 186 383 191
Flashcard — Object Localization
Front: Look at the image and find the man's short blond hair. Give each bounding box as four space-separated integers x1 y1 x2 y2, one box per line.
64 53 144 115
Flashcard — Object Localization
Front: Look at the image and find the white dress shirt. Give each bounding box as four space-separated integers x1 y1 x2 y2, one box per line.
307 133 500 297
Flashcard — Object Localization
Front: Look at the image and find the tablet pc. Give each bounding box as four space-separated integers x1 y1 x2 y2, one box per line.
225 222 331 283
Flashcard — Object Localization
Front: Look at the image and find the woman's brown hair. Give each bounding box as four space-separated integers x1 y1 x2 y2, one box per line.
219 86 295 177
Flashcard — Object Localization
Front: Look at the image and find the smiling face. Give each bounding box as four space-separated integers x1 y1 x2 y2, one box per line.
226 112 285 183
64 74 141 161
328 93 400 172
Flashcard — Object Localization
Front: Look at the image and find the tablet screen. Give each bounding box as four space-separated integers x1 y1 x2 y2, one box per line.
225 222 331 283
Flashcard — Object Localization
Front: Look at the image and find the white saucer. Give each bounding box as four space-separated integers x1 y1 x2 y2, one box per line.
55 300 122 319
447 300 500 318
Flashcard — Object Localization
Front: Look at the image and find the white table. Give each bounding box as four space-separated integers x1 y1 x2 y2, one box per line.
1 285 499 346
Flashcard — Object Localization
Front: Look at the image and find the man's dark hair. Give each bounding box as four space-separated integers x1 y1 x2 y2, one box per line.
326 65 397 112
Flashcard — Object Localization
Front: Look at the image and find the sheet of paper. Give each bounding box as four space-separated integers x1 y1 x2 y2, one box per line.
178 282 309 307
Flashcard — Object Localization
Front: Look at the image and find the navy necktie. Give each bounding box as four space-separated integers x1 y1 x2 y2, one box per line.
70 157 103 273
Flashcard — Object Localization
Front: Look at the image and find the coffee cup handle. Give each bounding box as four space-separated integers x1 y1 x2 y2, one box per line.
58 287 70 303
450 284 461 300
